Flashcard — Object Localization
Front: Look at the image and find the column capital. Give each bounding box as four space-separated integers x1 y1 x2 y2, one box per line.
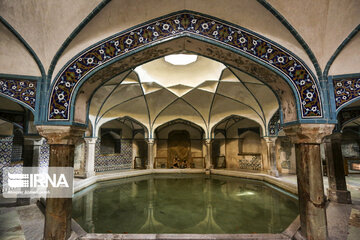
263 136 277 144
146 138 155 144
84 137 98 144
205 139 212 144
283 124 334 144
36 125 86 145
23 135 44 146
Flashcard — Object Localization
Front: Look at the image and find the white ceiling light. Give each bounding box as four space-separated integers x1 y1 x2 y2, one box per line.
164 54 198 66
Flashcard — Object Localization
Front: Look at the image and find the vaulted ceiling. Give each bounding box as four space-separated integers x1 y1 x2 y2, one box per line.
89 55 278 137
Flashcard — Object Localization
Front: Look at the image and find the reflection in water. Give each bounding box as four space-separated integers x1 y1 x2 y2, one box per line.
72 174 298 234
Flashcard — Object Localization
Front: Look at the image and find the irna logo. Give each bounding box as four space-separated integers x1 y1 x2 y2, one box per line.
8 173 69 188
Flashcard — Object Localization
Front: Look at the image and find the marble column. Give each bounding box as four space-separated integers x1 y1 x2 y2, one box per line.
323 133 351 204
205 139 212 169
37 125 85 240
84 137 97 178
264 137 279 177
73 140 85 176
284 124 334 240
147 138 154 169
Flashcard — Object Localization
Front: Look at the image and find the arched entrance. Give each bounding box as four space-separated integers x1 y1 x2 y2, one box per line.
38 11 332 240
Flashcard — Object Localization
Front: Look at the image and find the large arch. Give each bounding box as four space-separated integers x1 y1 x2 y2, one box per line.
47 11 323 124
333 74 360 113
0 77 38 112
210 114 264 138
95 115 149 139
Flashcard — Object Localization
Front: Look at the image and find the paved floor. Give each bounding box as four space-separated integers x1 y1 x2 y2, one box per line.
0 171 359 240
0 204 44 240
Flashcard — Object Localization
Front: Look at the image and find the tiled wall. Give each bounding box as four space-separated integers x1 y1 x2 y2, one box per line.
95 139 133 172
0 137 16 190
0 137 50 191
238 154 262 171
39 140 50 170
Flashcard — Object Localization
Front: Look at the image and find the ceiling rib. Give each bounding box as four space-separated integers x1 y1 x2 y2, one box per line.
207 69 225 135
215 92 265 126
134 71 152 133
228 67 266 128
96 94 144 125
177 97 208 129
94 70 132 124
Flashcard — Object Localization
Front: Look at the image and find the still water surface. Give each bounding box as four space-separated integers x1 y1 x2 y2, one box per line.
73 174 298 234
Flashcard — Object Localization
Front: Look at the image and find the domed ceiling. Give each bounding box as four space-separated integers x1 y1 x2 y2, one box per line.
89 55 278 137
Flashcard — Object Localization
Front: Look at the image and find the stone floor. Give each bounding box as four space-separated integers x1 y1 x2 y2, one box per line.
0 203 44 240
0 170 359 239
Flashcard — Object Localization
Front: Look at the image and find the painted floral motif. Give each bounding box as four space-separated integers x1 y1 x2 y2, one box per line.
0 79 37 110
334 77 360 110
49 12 322 120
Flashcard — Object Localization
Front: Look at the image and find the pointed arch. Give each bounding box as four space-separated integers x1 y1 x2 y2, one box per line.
47 11 323 123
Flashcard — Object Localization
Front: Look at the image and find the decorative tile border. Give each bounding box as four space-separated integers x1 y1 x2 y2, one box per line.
334 77 360 110
49 11 322 120
268 110 281 136
0 79 36 110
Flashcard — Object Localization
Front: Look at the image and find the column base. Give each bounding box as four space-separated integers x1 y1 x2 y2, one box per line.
16 198 30 206
268 169 279 177
85 171 95 178
328 189 352 204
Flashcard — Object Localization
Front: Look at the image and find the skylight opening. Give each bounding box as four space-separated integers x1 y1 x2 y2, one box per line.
164 54 198 66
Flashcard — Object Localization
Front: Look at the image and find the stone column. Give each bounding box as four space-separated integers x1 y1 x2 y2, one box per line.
264 137 279 177
31 137 46 167
22 136 36 167
323 133 351 204
238 138 244 154
132 140 137 169
284 124 334 240
37 125 85 240
84 137 97 178
147 138 154 169
205 139 212 169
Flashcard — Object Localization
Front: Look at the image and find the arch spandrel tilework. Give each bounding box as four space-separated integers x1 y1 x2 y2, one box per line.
334 77 360 111
0 79 37 111
48 12 322 121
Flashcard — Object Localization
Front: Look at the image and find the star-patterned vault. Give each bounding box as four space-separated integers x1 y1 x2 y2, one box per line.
88 55 279 137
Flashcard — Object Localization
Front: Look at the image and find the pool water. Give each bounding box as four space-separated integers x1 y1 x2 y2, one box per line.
72 174 298 234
